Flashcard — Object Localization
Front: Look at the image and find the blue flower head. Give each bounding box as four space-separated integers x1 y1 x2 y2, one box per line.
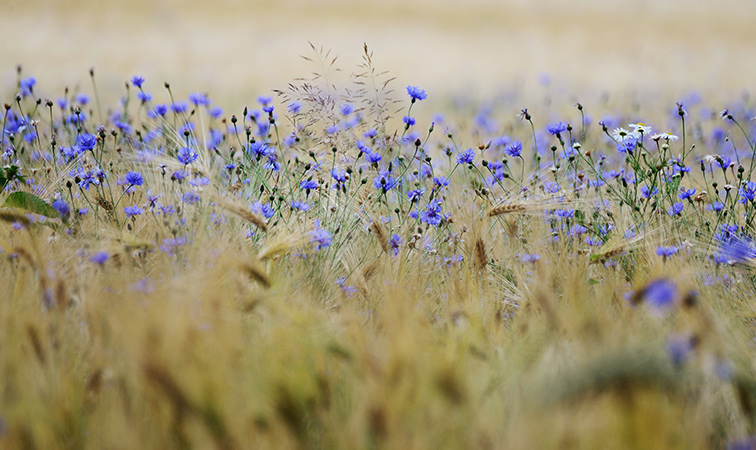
547 121 568 136
406 86 427 102
633 278 678 311
309 220 332 251
131 76 145 88
505 141 523 158
456 148 476 165
124 171 144 186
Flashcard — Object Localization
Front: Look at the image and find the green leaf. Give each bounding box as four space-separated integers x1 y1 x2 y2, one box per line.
3 192 59 218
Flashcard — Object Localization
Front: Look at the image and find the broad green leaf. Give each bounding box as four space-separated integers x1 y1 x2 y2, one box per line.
3 192 59 218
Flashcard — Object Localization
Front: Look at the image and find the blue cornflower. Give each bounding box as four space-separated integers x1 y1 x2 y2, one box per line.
638 278 678 310
365 151 382 164
188 92 209 106
456 148 476 165
364 129 378 139
247 141 271 160
403 116 416 127
616 137 638 154
543 181 561 194
715 235 756 265
331 168 347 190
290 200 310 212
76 133 98 153
262 105 274 114
668 202 684 216
708 201 724 212
75 94 90 105
326 124 340 134
640 185 658 198
257 96 272 106
124 171 144 186
554 209 575 219
519 253 541 263
740 182 756 203
124 205 143 217
504 141 523 157
209 106 223 119
19 77 36 97
547 121 568 136
172 170 189 181
406 86 427 102
90 251 108 265
250 201 275 220
263 154 280 171
569 224 587 236
137 91 152 103
309 220 332 251
336 277 357 296
300 179 319 192
656 246 679 258
182 191 200 204
52 199 70 221
131 76 145 88
407 188 425 203
420 200 444 226
177 147 198 165
153 104 168 116
389 234 403 256
340 103 353 116
172 102 188 114
433 176 449 189
372 171 398 193
679 188 696 200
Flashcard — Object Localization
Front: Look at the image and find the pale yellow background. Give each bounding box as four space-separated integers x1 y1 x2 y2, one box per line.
1 0 754 111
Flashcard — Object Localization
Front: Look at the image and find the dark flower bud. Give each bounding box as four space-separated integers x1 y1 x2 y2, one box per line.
415 138 422 147
231 115 237 124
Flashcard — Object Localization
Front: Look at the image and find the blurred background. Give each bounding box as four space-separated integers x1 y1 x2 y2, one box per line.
1 0 755 112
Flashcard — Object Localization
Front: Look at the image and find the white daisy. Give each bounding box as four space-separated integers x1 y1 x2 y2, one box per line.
629 123 652 138
611 127 630 141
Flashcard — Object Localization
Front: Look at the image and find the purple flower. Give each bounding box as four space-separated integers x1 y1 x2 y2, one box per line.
340 103 353 116
547 121 567 136
309 220 332 251
124 205 143 217
679 188 696 200
300 179 319 192
668 202 684 216
403 116 416 127
406 86 427 102
52 199 70 221
90 251 108 265
504 141 523 158
76 133 98 153
715 235 756 265
456 148 476 165
131 76 145 88
656 246 679 258
177 147 198 165
420 199 444 226
389 234 403 256
407 188 425 203
188 92 209 106
740 182 756 203
372 171 397 193
639 278 678 310
124 171 144 186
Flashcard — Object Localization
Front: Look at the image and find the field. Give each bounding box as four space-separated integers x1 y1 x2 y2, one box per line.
2 1 756 449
